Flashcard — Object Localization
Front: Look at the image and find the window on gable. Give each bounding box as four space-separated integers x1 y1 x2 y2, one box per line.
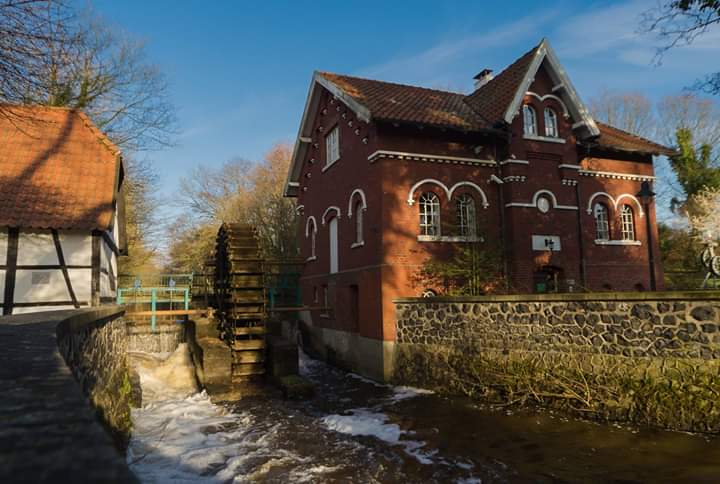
544 107 559 137
594 203 610 240
456 194 476 237
325 126 340 167
523 104 537 136
419 192 441 236
621 205 635 241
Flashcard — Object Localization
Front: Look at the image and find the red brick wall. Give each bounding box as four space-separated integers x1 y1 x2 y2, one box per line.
294 75 665 345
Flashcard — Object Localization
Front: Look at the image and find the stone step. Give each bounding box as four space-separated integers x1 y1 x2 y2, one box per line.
233 351 265 364
232 363 265 377
232 326 266 336
231 339 265 351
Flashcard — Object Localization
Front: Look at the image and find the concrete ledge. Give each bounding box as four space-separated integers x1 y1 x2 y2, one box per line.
395 290 720 304
0 307 137 483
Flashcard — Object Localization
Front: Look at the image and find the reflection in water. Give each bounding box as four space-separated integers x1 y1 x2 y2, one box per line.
128 352 720 483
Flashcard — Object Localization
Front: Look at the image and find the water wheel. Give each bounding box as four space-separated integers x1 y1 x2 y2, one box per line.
214 223 266 380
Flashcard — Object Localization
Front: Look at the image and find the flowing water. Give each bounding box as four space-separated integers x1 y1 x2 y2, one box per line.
128 352 720 483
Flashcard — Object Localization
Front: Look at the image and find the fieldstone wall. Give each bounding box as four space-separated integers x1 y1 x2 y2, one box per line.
57 308 134 447
396 296 720 359
393 292 720 433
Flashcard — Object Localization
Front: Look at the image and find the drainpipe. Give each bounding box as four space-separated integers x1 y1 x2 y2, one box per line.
494 140 509 292
574 182 587 289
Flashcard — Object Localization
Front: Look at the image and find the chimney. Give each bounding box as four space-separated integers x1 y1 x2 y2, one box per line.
473 69 494 89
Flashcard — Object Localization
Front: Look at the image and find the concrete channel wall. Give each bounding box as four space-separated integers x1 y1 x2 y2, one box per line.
393 292 720 433
0 307 138 483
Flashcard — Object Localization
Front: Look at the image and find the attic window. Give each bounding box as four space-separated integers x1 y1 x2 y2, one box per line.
325 126 340 168
523 105 537 136
544 108 559 137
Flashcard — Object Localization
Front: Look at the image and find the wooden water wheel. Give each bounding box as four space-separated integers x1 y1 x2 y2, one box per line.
214 223 266 380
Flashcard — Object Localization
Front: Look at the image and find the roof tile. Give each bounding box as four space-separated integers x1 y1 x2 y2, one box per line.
0 105 120 231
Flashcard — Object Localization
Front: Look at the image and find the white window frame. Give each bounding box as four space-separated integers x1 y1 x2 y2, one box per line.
325 125 340 169
523 104 537 136
621 205 635 241
456 194 476 237
419 192 441 236
594 203 610 241
306 217 318 261
353 200 364 246
544 107 559 137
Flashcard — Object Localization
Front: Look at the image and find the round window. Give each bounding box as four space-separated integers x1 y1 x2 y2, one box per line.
537 196 551 213
421 289 437 298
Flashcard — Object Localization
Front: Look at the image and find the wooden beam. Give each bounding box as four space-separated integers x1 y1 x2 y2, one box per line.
125 309 208 317
52 229 80 309
3 228 18 315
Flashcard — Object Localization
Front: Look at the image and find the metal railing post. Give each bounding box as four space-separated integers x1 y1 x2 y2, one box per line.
151 288 157 331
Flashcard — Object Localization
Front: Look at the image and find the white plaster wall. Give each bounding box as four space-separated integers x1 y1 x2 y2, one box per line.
0 268 5 300
13 305 76 314
0 227 7 263
69 268 92 302
58 231 92 266
17 230 59 265
14 269 69 302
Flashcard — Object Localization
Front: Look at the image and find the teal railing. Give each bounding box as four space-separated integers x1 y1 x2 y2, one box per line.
116 286 190 331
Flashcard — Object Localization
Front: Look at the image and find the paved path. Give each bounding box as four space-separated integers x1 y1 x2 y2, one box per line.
0 309 137 483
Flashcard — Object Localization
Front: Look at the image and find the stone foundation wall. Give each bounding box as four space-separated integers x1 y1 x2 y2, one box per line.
126 315 186 354
394 292 720 432
57 307 133 447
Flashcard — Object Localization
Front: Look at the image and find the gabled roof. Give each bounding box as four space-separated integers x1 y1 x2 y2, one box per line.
285 39 672 195
466 38 599 136
0 105 122 231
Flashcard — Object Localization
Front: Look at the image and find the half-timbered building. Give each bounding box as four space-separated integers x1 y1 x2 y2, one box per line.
285 38 673 380
0 105 126 314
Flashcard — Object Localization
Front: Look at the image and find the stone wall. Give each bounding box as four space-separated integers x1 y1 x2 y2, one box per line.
396 294 720 359
57 307 134 447
393 292 720 432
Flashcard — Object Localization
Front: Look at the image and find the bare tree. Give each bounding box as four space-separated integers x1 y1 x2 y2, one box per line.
588 90 655 137
170 143 298 270
641 1 720 95
0 1 76 114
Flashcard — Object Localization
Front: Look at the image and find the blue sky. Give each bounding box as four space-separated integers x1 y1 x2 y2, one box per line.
89 0 719 207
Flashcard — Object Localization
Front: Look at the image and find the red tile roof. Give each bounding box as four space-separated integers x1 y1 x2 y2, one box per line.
464 43 540 125
594 122 675 156
318 72 491 131
0 105 121 230
317 40 673 155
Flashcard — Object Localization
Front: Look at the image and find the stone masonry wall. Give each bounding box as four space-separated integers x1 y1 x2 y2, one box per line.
396 295 720 359
393 292 720 432
57 308 133 447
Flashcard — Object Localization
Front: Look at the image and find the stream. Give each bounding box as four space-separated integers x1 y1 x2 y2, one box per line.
128 351 720 483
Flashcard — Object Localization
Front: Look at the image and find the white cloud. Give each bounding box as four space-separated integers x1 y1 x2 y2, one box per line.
357 9 561 86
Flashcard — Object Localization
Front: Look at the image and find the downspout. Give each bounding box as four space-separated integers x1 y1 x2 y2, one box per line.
494 137 509 292
574 182 587 289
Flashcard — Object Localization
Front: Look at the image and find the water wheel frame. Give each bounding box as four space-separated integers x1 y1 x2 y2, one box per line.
214 223 267 379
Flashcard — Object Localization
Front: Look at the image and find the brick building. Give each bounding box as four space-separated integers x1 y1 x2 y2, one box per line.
284 39 673 379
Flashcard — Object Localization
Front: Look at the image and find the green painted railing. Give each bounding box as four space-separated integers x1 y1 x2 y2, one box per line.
116 287 190 331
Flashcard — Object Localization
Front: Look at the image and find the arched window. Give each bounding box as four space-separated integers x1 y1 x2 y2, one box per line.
354 200 364 244
594 203 610 240
544 107 558 137
523 104 537 136
621 205 635 240
419 192 440 236
328 216 339 273
456 194 476 237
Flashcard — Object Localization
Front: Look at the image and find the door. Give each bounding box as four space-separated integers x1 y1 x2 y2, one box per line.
329 217 339 274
